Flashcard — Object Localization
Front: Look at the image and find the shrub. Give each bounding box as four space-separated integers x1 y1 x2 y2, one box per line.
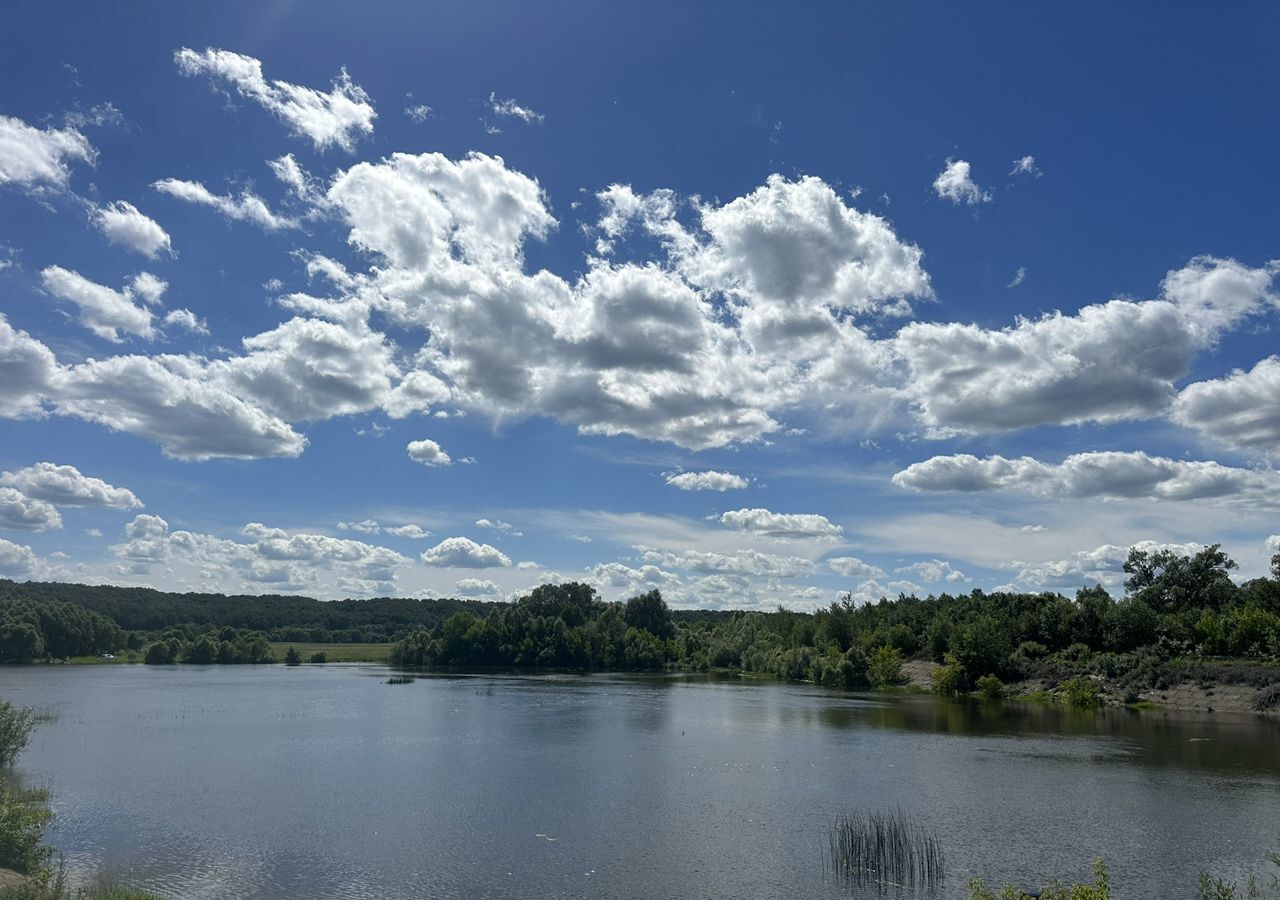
283 646 302 666
976 674 1005 699
868 646 904 687
968 858 1110 900
1060 675 1103 709
0 784 53 875
0 702 38 768
309 651 327 664
931 653 967 696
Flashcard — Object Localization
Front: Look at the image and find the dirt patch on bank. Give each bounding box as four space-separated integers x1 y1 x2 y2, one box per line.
1141 681 1280 715
900 659 940 688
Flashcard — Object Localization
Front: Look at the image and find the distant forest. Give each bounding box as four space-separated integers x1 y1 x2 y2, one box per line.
2 545 1279 700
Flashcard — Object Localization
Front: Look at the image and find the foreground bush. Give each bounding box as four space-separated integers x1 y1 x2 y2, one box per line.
0 703 37 767
968 859 1110 900
0 784 52 875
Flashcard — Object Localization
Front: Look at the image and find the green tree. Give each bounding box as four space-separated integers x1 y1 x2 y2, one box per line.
931 653 967 695
0 623 43 663
0 701 38 767
624 590 675 639
868 645 904 686
1124 545 1238 614
143 641 173 665
284 646 302 666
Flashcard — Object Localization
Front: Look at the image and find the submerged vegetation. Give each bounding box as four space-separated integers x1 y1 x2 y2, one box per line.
1 545 1278 709
0 700 159 899
826 810 944 889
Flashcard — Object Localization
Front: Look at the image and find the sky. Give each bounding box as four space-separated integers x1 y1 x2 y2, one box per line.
1 1 1279 609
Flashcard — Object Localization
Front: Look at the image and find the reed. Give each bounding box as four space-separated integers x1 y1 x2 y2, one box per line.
825 809 945 889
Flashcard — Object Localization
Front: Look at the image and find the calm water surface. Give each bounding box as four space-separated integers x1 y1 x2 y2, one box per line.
3 665 1279 899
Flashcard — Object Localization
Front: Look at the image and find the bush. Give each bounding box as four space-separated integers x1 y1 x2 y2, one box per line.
931 653 967 696
0 702 38 767
0 784 53 875
868 646 904 687
1060 675 1103 709
976 674 1005 699
968 858 1110 900
309 651 327 664
284 646 302 666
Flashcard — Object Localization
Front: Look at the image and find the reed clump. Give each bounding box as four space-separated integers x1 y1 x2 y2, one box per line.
826 809 945 889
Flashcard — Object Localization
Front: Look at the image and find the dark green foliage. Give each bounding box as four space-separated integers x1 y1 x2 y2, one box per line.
143 642 173 665
1060 675 1103 709
969 858 1110 900
0 702 38 767
283 646 302 666
390 584 678 671
624 590 675 639
827 809 944 889
309 651 327 664
0 705 50 876
140 629 272 666
976 674 1005 699
0 580 490 645
868 646 904 686
1125 545 1238 615
0 597 120 662
4 544 1279 703
0 784 52 875
931 653 967 695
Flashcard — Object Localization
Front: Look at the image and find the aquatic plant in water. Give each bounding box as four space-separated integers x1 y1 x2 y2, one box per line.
826 808 944 889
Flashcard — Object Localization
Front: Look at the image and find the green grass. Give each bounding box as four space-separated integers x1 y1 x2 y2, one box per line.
267 642 393 663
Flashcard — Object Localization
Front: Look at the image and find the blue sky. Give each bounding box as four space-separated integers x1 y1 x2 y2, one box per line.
2 1 1278 607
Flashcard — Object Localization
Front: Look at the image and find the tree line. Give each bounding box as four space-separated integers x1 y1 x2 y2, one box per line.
3 546 1279 696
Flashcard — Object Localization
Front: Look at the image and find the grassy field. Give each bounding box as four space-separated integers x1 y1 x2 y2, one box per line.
269 642 394 663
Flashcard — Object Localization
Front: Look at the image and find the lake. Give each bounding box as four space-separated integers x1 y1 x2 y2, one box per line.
3 665 1279 898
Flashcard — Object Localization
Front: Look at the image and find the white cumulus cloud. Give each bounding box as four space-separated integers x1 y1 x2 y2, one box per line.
718 508 842 541
93 201 172 257
175 47 376 152
933 159 990 205
41 266 158 342
826 556 885 580
0 487 62 531
0 537 38 575
407 439 452 467
1 462 141 509
1174 356 1280 458
664 470 748 491
153 178 299 231
421 536 511 568
0 115 94 188
454 578 502 596
894 450 1280 508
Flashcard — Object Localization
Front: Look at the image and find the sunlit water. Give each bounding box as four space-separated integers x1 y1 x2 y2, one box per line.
3 665 1279 898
